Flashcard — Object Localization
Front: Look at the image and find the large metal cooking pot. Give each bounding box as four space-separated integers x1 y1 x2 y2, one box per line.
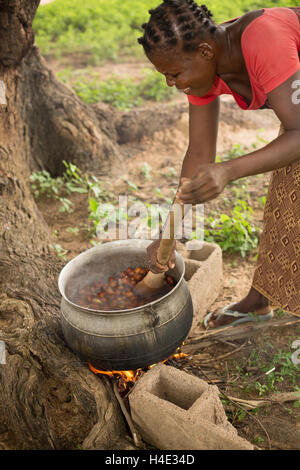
58 239 193 370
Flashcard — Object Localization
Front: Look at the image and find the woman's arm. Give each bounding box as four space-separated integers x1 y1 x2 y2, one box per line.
179 70 300 205
226 70 300 181
180 97 220 179
146 98 220 273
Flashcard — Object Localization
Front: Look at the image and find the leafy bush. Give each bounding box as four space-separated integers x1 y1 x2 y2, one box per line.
68 69 176 109
30 161 89 213
139 69 176 101
73 75 143 108
205 200 260 257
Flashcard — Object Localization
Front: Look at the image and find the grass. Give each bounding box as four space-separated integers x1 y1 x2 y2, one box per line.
58 68 176 109
231 338 300 397
34 0 299 64
33 0 159 62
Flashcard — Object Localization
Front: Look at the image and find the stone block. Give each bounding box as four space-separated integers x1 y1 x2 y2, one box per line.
177 241 223 328
129 363 253 450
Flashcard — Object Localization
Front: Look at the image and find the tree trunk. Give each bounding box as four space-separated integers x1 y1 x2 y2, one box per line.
0 0 134 450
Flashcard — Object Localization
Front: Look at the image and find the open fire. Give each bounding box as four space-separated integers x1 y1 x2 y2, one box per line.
88 348 188 394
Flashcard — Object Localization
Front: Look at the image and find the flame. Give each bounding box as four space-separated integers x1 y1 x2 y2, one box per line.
88 347 188 390
172 352 188 360
88 362 143 383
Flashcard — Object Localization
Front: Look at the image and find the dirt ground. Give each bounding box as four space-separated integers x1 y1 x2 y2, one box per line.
29 53 300 450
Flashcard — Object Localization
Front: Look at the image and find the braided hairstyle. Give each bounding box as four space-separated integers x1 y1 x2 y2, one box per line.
137 0 217 54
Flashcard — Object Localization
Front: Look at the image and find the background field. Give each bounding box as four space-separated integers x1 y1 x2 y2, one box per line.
34 0 299 108
34 0 298 62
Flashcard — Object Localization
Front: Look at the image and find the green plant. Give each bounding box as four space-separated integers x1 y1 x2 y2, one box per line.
30 170 64 198
49 243 68 260
139 68 176 101
31 162 116 222
258 195 266 207
140 162 152 180
165 166 177 178
238 343 300 396
66 227 79 235
75 74 144 109
88 198 124 238
124 179 139 192
58 197 73 213
275 308 286 319
205 200 260 257
70 69 176 109
30 161 88 213
62 160 88 193
153 187 164 198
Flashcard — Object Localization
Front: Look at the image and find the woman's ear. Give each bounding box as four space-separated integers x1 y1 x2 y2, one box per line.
197 42 215 60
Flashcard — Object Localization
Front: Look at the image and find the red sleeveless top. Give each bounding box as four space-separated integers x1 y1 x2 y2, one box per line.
187 7 300 110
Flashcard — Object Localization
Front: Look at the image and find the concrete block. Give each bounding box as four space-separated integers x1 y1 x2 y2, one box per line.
129 363 253 450
177 241 223 328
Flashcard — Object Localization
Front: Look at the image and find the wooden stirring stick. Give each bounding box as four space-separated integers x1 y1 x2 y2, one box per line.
135 180 191 295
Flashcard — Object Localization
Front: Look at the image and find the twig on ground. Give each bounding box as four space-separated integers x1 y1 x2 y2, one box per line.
215 338 241 348
226 391 300 409
112 378 144 449
197 365 272 450
183 315 300 351
201 341 248 364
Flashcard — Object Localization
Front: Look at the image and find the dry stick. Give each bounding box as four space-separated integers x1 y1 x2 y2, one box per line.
226 391 300 410
200 341 248 364
112 378 144 449
198 365 272 451
220 389 272 451
183 315 300 352
215 338 240 348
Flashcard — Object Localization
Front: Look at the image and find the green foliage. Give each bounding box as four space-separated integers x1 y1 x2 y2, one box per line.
33 0 159 61
34 0 298 62
30 161 115 219
165 166 177 178
250 348 300 396
66 227 79 235
30 170 64 199
30 161 87 198
234 342 300 397
49 243 68 260
138 69 176 101
69 69 175 109
205 200 260 257
140 162 152 180
73 75 142 108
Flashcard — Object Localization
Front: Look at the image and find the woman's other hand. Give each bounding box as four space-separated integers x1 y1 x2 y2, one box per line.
177 162 231 204
146 239 176 274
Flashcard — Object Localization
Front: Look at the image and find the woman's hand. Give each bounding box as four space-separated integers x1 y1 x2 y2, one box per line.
177 162 231 205
146 239 176 274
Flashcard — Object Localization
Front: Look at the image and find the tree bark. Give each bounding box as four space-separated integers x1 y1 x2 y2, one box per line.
0 0 133 450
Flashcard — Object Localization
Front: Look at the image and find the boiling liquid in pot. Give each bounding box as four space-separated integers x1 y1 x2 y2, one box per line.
72 266 177 311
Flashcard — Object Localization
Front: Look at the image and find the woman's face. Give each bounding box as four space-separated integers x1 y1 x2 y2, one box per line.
147 45 217 97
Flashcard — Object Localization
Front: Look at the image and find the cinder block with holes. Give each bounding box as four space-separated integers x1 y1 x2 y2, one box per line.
177 241 223 328
129 363 253 450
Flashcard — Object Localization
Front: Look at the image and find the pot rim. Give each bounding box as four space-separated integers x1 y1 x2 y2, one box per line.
58 239 186 315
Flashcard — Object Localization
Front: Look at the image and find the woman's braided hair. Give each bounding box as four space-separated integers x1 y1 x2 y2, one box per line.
138 0 217 54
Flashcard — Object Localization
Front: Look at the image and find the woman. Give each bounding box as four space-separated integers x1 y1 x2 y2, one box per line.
138 1 300 329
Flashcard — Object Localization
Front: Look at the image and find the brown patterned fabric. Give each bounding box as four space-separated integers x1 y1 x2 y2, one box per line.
252 124 300 315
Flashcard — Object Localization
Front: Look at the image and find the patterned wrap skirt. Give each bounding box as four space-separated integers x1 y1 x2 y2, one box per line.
252 124 300 315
